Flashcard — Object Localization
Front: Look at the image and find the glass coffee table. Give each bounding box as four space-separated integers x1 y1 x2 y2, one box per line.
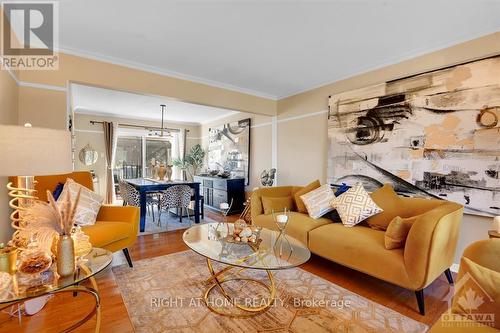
183 223 310 317
0 248 112 333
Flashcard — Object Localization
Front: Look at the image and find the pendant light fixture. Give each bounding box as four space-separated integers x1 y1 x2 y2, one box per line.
149 104 171 137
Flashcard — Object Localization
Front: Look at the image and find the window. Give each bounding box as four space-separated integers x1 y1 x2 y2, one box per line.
115 136 143 179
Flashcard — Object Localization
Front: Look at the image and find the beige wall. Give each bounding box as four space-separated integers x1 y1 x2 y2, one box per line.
0 67 19 242
276 32 500 265
201 112 273 191
74 113 200 195
18 86 67 129
18 52 276 120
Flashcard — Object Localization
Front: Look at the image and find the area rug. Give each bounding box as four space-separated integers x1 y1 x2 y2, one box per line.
139 211 214 236
112 251 427 333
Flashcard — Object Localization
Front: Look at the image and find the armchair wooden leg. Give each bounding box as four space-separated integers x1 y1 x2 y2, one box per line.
444 268 454 285
123 248 133 268
415 289 425 315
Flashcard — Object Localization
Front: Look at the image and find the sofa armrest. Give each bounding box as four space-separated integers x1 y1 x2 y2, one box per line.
403 202 463 290
97 205 140 235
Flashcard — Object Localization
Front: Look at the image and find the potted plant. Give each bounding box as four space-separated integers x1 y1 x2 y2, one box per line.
172 144 205 180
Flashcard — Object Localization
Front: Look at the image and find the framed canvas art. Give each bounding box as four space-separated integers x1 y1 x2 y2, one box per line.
328 56 500 216
208 118 251 185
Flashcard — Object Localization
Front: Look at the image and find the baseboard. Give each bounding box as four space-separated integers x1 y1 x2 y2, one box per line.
450 263 460 273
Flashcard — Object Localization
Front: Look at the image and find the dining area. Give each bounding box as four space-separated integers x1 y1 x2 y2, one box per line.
118 178 202 233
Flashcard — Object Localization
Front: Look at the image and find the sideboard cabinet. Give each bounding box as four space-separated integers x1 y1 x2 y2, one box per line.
193 176 245 215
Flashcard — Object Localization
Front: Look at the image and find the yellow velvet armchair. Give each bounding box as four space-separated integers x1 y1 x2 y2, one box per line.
251 185 464 315
13 171 139 267
429 239 500 332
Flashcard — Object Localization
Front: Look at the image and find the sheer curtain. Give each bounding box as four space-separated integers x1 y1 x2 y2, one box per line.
171 129 185 180
102 121 118 203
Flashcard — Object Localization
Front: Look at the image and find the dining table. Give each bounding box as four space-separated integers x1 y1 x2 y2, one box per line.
124 178 201 232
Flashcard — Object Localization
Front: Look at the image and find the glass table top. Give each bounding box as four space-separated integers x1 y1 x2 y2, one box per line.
0 248 112 304
183 223 311 270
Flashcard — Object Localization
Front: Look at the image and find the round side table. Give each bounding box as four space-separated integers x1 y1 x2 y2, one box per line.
0 247 112 333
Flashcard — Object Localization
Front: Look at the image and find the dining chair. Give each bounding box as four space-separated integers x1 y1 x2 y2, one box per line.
120 180 159 220
158 185 192 229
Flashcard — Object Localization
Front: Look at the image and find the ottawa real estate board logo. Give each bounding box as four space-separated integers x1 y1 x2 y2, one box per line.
1 1 58 70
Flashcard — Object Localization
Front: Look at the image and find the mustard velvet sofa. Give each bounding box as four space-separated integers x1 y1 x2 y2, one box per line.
251 186 464 315
13 171 139 267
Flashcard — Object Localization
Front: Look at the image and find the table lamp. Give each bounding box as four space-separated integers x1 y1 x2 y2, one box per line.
0 124 73 230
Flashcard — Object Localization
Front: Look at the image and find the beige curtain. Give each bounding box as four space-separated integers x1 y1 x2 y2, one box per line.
103 121 117 204
179 128 186 180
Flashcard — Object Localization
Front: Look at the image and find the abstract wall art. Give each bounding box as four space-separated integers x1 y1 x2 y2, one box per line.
328 56 500 216
208 118 251 185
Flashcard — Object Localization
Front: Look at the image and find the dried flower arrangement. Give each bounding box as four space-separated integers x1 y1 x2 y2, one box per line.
11 189 81 253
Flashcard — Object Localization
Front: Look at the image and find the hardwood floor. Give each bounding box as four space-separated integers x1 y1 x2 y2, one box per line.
0 211 452 332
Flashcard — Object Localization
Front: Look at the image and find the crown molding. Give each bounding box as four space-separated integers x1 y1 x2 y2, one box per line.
59 46 278 101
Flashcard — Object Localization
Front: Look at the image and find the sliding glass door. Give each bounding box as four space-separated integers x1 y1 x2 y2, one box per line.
145 138 172 178
114 135 174 181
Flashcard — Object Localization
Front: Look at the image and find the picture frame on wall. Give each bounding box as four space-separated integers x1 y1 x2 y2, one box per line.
208 118 251 185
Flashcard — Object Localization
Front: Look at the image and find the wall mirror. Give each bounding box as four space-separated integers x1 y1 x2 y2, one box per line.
79 143 99 166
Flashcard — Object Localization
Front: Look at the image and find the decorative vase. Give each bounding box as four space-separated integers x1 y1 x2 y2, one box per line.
56 235 75 277
158 164 166 180
166 165 173 181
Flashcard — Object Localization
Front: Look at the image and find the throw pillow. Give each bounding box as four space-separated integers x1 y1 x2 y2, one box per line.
262 196 294 215
366 184 404 231
452 257 500 329
294 179 321 213
58 178 104 226
334 183 350 197
52 182 65 200
332 182 383 227
384 215 419 249
300 184 336 219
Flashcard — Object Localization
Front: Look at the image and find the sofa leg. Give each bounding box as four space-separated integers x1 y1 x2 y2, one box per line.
415 289 425 315
444 268 454 285
123 248 133 268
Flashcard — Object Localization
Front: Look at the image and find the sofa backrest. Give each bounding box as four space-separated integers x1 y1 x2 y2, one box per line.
250 186 303 217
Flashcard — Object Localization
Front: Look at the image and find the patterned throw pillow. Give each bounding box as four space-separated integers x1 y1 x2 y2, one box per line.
332 183 383 227
300 184 336 219
58 178 104 226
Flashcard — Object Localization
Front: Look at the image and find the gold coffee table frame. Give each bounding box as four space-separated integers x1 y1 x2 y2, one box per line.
183 223 311 318
204 257 276 317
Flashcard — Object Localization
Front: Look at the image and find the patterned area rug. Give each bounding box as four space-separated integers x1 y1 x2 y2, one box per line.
112 251 427 332
139 210 214 235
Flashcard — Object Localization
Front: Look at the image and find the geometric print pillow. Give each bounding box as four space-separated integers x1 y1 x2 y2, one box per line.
332 182 383 227
58 178 104 226
300 184 336 219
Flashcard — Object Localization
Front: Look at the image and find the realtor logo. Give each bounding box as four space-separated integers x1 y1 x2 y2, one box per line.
1 1 58 69
441 272 496 328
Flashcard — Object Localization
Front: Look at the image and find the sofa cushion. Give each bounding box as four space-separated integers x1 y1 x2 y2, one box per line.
300 184 336 219
308 223 411 288
332 182 382 227
253 212 331 245
262 196 294 215
82 221 133 248
294 180 321 213
384 215 419 249
366 184 404 230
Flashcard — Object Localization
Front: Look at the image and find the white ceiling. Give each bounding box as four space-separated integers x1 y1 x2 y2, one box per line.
71 84 239 124
12 1 500 99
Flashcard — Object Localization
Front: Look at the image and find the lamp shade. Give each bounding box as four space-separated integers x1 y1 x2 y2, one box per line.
0 125 73 176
